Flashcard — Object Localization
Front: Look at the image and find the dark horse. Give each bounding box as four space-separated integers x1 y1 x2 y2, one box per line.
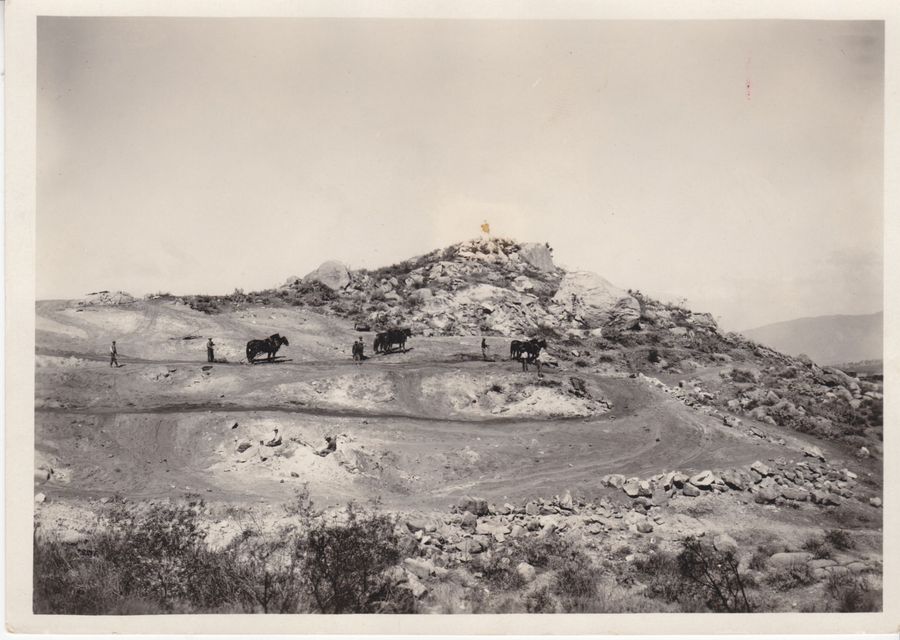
246 333 289 363
522 338 547 362
511 338 547 362
374 328 412 353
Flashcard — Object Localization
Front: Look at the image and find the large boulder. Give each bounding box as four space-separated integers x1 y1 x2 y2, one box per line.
552 272 638 328
303 261 351 291
517 243 556 272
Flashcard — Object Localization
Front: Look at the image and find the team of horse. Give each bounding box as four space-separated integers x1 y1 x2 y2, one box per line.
509 338 547 363
373 327 413 354
246 328 547 364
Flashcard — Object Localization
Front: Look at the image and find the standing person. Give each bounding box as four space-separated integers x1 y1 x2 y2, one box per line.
352 339 361 363
481 338 488 360
207 338 216 363
109 340 118 368
535 349 548 379
521 350 529 373
357 338 365 363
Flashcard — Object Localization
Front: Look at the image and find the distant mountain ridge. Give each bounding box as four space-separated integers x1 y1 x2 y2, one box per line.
741 312 882 366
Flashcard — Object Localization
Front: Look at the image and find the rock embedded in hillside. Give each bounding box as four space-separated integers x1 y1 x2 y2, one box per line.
551 271 639 328
517 243 556 271
768 551 813 568
303 260 351 291
714 533 738 554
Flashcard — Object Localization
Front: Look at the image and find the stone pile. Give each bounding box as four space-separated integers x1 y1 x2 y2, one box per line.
601 457 875 508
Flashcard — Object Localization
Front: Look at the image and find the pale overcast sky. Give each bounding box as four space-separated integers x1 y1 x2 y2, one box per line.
37 18 883 330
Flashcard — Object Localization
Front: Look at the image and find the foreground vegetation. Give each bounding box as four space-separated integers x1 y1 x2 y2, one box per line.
34 493 880 615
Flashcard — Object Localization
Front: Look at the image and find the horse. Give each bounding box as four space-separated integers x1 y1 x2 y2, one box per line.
246 333 289 363
510 339 526 360
375 328 412 353
521 338 547 363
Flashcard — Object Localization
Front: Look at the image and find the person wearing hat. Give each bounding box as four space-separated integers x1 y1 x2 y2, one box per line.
264 428 282 447
206 337 216 363
316 435 337 457
109 341 118 368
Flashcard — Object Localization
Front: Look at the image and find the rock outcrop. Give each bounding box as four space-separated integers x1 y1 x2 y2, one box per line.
303 261 351 291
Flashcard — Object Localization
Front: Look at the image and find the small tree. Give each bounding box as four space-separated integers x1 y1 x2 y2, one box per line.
677 536 753 612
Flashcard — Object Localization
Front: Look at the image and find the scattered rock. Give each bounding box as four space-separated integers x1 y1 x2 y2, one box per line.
458 496 489 516
856 446 870 459
404 557 438 580
406 518 429 533
405 572 428 598
623 478 642 497
517 562 536 583
636 521 654 534
869 497 882 508
35 493 47 504
802 445 826 462
720 469 747 491
689 470 715 488
750 461 771 477
682 484 701 497
754 486 779 504
780 486 809 502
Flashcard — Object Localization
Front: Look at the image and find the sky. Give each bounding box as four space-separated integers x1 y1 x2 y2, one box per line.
37 18 884 330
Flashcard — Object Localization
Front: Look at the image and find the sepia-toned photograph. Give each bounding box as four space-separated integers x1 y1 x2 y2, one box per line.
6 1 898 633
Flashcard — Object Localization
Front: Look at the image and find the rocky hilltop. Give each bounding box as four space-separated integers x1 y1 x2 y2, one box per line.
290 237 702 339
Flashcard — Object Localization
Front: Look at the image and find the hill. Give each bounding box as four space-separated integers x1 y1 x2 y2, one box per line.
741 312 882 366
33 237 884 614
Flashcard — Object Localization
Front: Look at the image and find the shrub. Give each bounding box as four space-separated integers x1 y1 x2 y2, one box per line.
648 349 661 364
552 550 600 612
475 553 525 591
802 535 832 560
677 536 754 612
824 529 856 551
825 573 880 612
302 504 410 613
748 549 769 571
764 562 816 592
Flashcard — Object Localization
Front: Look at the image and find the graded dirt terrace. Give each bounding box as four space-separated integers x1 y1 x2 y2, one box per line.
35 299 861 511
